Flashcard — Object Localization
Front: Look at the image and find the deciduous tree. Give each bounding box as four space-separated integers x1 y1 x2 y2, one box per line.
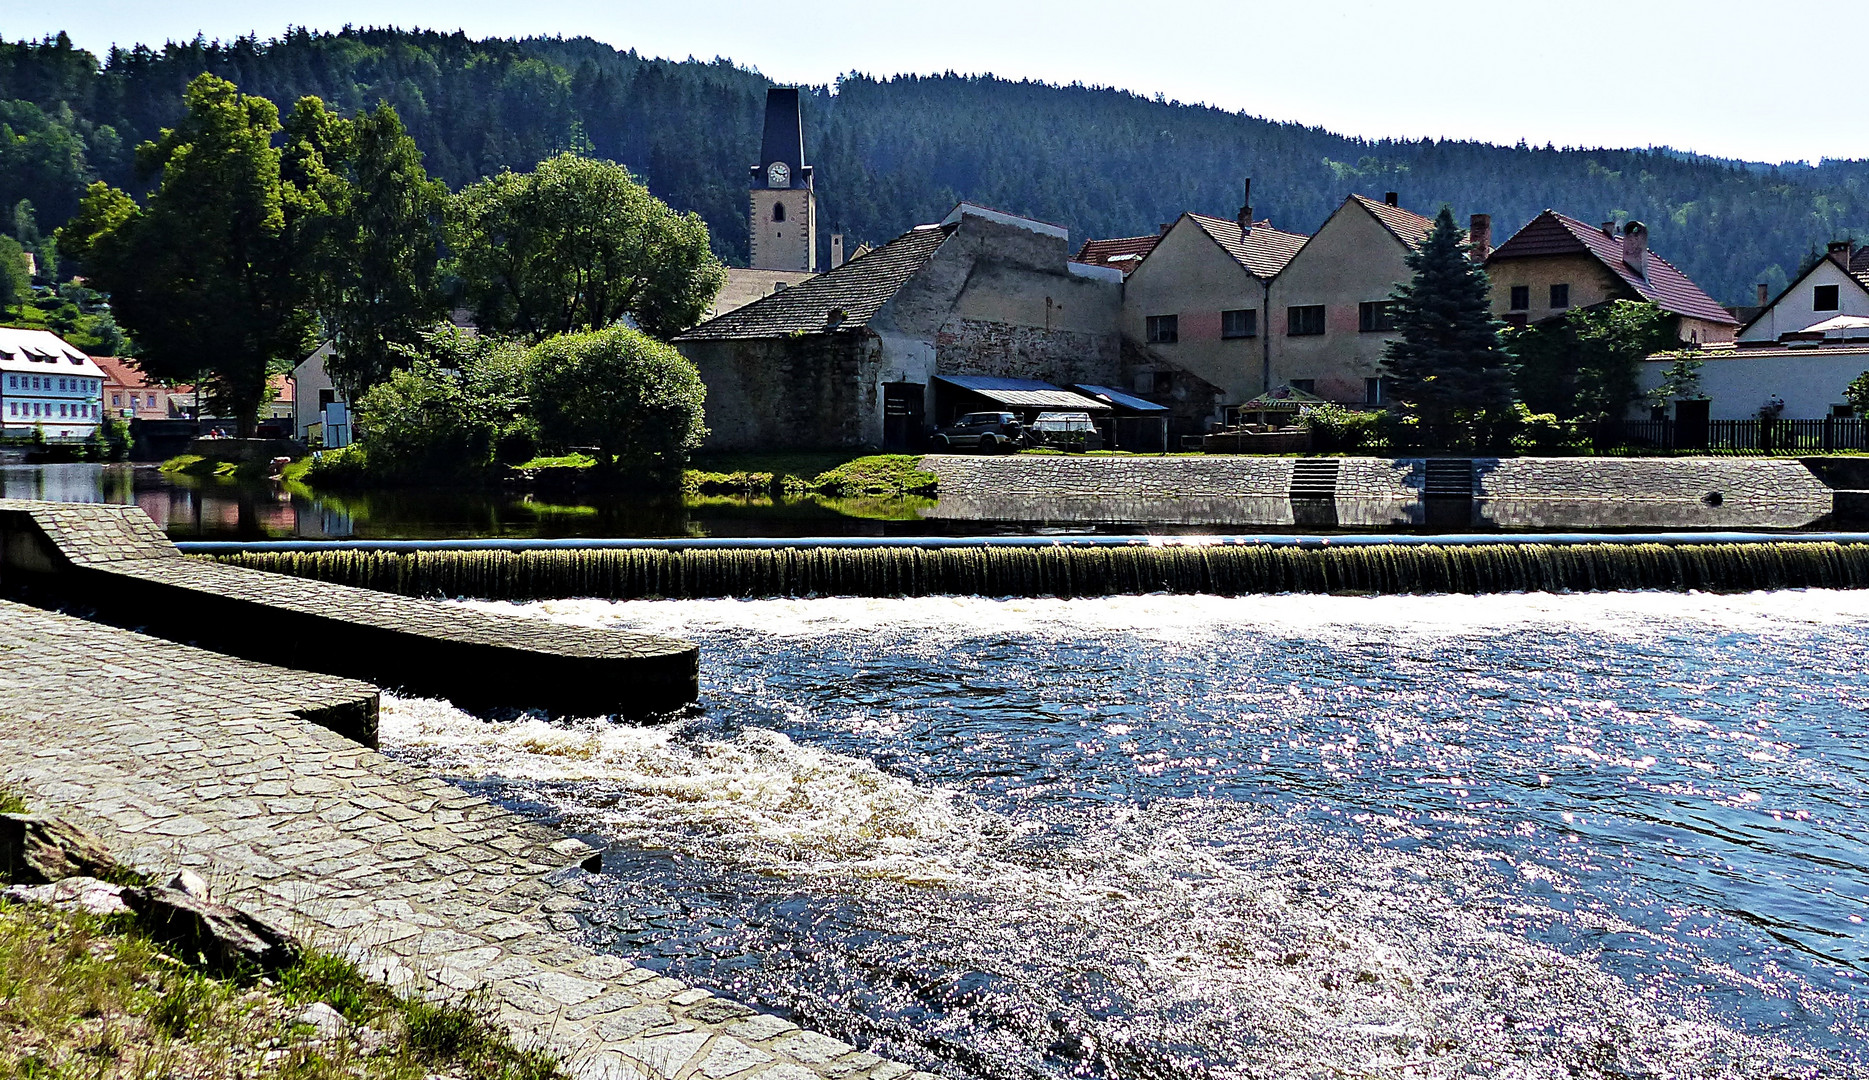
527 326 706 474
57 74 316 435
449 153 724 340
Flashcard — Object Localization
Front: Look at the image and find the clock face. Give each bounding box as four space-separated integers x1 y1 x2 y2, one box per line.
767 162 790 188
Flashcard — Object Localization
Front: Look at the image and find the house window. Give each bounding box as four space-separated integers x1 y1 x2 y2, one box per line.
1287 305 1325 335
112 394 121 406
1365 377 1385 404
1146 314 1179 344
1509 285 1530 310
1815 284 1840 311
1357 301 1395 333
1550 283 1570 309
772 203 786 223
1221 309 1257 339
1290 379 1316 394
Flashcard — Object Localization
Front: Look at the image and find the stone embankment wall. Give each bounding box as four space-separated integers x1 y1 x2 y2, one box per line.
0 599 934 1080
922 454 1843 530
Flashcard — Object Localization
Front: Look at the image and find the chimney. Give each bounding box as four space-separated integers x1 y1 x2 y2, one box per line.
1383 191 1398 207
1757 283 1769 306
1828 240 1854 267
1601 221 1616 238
1468 213 1492 262
1622 220 1649 279
1237 178 1253 238
831 233 845 269
1159 222 1174 236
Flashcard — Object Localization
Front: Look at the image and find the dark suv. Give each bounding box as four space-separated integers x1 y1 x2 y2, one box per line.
930 411 1027 452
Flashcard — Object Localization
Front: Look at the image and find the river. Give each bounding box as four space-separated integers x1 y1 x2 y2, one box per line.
378 589 1869 1079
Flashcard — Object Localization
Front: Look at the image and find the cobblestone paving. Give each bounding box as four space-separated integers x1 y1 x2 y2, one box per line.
0 600 930 1080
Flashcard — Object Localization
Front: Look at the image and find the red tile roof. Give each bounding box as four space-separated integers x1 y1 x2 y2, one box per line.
93 356 155 390
1348 194 1436 248
1486 210 1737 325
1847 246 1869 290
1184 214 1309 279
1072 234 1160 276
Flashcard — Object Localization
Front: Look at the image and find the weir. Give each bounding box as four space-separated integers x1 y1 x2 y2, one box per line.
195 533 1869 601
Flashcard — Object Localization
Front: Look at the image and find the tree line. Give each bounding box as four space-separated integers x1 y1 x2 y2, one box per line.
4 27 1867 307
55 72 723 436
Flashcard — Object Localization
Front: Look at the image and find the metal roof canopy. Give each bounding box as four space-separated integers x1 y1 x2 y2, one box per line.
1073 383 1168 412
935 375 1111 411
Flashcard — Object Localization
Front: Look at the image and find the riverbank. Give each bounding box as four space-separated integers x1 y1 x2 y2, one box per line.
0 599 935 1080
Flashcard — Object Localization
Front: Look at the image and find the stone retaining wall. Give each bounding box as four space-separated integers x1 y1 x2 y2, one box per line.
0 600 931 1080
921 454 1841 530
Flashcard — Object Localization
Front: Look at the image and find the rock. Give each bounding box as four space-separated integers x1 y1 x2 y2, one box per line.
1 875 132 916
0 814 120 885
296 1001 351 1038
166 868 214 902
123 885 301 974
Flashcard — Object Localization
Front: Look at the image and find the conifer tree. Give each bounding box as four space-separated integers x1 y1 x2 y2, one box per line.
1380 206 1514 448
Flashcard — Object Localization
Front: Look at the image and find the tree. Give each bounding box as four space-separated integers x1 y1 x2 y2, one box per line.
1645 348 1704 412
286 100 447 397
56 74 317 436
0 235 29 316
449 153 725 340
1379 206 1515 448
1509 300 1675 421
528 326 706 474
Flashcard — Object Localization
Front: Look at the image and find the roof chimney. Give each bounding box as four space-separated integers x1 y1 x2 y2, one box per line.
1237 178 1253 238
1828 240 1854 267
1383 191 1398 207
1468 213 1491 262
1601 221 1616 238
1622 220 1649 279
1159 222 1174 236
1757 283 1769 306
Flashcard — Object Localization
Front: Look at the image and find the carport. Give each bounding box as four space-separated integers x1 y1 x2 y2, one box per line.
931 375 1111 427
1074 384 1171 451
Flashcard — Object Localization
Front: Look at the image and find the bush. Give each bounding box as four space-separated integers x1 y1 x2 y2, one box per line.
1509 405 1570 455
303 444 372 486
528 327 706 480
349 331 532 481
1300 403 1383 453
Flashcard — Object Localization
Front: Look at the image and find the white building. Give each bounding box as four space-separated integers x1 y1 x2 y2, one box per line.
0 328 106 440
1737 241 1869 345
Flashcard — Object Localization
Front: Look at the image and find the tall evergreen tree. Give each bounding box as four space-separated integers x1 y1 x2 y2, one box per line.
1380 206 1514 448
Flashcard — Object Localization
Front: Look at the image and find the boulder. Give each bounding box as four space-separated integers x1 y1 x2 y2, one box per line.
0 814 119 885
1 875 133 916
166 867 214 902
124 886 301 975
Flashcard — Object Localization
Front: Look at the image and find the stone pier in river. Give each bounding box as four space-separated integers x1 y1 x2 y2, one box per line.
0 498 698 719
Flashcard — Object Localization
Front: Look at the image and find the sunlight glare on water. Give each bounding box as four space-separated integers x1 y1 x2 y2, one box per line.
382 589 1869 1079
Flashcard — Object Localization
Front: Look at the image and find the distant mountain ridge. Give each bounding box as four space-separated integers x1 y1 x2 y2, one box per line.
2 26 1865 306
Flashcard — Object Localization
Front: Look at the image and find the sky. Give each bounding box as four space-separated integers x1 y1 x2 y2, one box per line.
9 1 1863 165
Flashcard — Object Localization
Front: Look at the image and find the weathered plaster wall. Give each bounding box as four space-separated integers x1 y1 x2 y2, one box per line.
1119 221 1268 403
1267 205 1412 403
1486 253 1617 327
1635 348 1869 420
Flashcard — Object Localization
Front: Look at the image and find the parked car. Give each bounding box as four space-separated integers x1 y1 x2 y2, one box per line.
1027 411 1104 451
931 411 1027 452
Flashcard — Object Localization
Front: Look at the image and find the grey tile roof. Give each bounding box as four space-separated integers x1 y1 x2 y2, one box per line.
677 224 957 340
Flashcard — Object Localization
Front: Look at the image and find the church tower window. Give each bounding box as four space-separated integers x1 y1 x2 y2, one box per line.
773 203 786 223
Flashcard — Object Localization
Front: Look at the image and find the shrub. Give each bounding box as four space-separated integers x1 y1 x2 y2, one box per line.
1509 405 1570 455
528 327 706 480
1300 403 1383 453
303 444 372 486
349 331 532 480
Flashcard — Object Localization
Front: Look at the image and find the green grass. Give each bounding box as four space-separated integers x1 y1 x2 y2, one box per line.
510 452 598 471
160 454 281 482
0 787 564 1080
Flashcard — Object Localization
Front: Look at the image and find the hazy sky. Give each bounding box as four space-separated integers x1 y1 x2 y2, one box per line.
10 1 1860 164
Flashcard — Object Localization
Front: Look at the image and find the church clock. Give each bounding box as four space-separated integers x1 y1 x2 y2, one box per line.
766 161 791 189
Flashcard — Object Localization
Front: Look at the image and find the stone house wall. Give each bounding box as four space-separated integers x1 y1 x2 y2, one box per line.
682 333 884 450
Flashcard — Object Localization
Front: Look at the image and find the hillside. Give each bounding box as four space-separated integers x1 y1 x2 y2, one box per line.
3 27 1865 305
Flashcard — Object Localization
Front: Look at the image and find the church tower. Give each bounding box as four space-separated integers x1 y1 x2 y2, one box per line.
748 88 816 272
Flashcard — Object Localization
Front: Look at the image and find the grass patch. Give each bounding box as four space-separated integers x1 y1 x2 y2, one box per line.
0 803 564 1080
159 454 279 481
683 452 938 498
510 452 598 471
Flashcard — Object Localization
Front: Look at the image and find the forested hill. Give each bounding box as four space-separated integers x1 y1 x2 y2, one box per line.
4 27 1867 305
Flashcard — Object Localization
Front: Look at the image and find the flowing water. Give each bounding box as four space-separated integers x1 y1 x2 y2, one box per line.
380 590 1869 1079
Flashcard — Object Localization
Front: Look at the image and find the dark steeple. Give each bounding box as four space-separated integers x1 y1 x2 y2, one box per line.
752 88 810 190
